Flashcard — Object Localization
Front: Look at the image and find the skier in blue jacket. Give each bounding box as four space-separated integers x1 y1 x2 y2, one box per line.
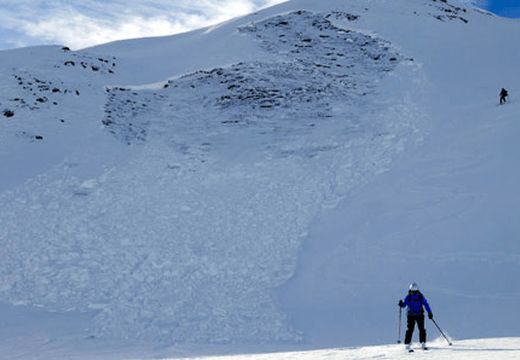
398 282 433 351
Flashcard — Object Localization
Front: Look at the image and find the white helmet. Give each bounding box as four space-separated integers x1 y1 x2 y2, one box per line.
409 282 419 291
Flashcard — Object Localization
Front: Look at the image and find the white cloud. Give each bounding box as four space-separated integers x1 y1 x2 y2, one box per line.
14 12 209 49
0 0 287 50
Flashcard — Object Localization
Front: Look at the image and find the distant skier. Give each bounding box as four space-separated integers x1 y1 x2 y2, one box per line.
398 282 433 352
500 88 509 105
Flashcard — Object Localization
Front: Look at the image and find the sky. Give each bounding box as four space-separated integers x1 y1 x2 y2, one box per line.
0 0 517 51
484 0 520 17
0 0 286 50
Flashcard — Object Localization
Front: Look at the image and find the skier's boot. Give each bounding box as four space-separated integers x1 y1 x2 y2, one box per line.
406 344 413 353
421 342 428 351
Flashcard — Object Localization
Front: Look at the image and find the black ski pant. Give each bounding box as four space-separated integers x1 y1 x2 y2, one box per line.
500 96 507 104
404 314 426 344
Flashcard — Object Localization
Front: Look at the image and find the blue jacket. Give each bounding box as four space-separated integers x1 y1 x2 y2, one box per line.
400 291 432 316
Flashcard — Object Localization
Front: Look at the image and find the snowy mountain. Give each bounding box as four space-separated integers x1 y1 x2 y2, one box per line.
1 0 520 358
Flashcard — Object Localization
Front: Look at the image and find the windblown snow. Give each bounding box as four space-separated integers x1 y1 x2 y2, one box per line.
0 0 519 357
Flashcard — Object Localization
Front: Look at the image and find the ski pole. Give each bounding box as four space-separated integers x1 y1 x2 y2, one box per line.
397 306 402 343
431 318 452 346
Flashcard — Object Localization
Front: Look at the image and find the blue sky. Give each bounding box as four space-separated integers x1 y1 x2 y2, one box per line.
0 0 518 51
484 0 520 17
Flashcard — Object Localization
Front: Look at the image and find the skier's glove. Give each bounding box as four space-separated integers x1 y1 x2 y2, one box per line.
398 300 404 307
428 313 433 320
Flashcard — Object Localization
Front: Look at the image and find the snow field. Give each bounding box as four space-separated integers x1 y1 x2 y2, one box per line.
1 0 520 354
3 337 519 360
0 7 422 343
276 0 520 348
175 339 520 360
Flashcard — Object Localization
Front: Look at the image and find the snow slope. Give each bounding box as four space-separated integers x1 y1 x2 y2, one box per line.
2 337 520 360
0 0 520 356
167 338 520 360
278 0 520 347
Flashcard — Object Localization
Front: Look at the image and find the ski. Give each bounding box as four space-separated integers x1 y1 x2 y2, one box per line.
407 347 429 353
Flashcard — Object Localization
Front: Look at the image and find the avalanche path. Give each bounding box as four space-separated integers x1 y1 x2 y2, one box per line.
0 5 422 343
